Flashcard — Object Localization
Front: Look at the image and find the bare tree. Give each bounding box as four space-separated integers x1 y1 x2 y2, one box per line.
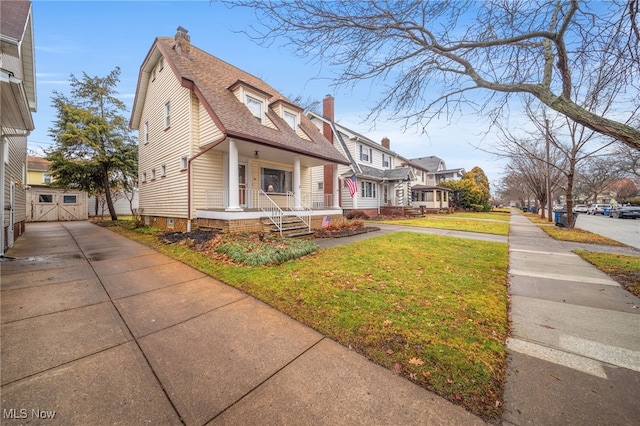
576 156 624 202
499 138 565 219
225 0 640 150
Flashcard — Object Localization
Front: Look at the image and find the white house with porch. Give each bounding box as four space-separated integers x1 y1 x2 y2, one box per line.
130 28 349 235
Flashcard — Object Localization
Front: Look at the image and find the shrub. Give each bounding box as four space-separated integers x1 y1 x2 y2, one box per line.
326 216 364 231
346 210 369 220
215 237 318 266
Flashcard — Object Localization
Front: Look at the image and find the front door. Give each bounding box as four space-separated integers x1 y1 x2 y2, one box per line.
238 164 246 207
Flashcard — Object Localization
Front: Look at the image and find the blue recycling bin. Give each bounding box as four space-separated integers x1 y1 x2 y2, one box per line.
603 208 610 216
554 210 561 225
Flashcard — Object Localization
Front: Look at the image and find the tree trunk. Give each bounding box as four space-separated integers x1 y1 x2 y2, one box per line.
565 164 576 229
103 166 118 221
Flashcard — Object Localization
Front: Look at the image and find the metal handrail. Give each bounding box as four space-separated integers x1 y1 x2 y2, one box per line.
258 190 283 236
287 191 311 232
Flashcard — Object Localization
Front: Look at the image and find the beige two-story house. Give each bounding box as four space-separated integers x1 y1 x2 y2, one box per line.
130 27 349 235
1 0 36 254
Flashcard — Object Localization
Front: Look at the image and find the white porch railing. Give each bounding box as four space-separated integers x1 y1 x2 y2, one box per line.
205 189 331 210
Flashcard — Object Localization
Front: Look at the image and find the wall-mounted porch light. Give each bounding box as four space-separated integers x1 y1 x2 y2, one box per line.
254 151 259 159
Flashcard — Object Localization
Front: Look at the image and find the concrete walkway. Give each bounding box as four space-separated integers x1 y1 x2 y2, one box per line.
1 221 482 425
503 210 640 425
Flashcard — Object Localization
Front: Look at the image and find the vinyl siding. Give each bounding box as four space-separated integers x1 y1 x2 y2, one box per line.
138 56 191 218
4 136 27 225
191 149 224 214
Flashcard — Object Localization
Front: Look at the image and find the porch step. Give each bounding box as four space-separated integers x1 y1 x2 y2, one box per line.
262 216 312 238
404 207 424 217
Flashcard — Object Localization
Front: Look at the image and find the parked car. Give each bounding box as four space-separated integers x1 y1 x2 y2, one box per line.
572 204 589 214
610 204 640 219
587 204 611 215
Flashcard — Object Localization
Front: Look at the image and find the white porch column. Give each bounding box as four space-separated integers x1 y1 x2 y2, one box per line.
226 139 242 211
332 164 340 209
293 156 301 210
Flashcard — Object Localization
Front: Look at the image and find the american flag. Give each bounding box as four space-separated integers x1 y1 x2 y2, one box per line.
345 174 357 197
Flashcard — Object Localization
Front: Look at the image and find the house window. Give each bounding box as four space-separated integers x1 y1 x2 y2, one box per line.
38 194 53 203
284 110 297 129
262 167 292 193
159 57 164 71
180 156 188 170
152 67 156 81
359 145 372 163
246 95 263 123
151 169 156 180
63 195 77 204
360 181 377 198
142 172 147 183
144 121 149 143
42 173 52 184
317 182 324 190
164 101 171 128
382 154 390 168
161 164 166 177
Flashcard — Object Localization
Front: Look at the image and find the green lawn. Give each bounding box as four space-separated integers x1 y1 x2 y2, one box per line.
110 226 509 421
376 213 510 236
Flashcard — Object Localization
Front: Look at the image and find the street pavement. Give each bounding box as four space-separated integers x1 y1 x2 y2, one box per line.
1 215 639 425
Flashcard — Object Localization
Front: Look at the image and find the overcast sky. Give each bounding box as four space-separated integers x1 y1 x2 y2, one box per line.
29 1 506 186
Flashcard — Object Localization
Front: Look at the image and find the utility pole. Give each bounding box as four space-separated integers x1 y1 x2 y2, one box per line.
546 118 552 222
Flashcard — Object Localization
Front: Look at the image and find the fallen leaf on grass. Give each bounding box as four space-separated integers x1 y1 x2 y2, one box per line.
383 319 393 326
408 357 424 366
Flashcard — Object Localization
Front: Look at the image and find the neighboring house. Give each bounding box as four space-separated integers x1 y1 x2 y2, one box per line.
308 96 452 216
130 27 349 234
1 0 36 255
88 191 139 217
409 156 465 184
25 156 88 222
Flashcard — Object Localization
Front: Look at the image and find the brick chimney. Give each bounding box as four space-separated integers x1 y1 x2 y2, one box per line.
174 26 191 59
322 95 335 201
381 137 390 149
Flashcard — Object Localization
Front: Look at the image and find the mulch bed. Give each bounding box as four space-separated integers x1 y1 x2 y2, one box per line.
314 226 380 238
160 230 219 246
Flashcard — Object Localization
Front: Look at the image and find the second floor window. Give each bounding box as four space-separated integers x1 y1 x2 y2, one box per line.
42 173 52 184
246 95 263 123
284 111 297 129
164 101 171 128
382 154 390 168
144 121 149 143
359 145 372 163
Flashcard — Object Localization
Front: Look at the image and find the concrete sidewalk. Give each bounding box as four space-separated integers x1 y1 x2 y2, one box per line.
1 221 483 425
503 210 640 425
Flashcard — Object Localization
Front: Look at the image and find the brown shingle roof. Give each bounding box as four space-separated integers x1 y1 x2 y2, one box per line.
0 1 31 41
148 37 348 165
27 156 51 171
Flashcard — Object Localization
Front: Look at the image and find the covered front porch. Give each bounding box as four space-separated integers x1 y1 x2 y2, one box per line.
411 185 451 211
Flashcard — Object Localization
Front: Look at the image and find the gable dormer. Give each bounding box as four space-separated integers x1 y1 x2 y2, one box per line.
228 80 272 125
269 99 303 129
